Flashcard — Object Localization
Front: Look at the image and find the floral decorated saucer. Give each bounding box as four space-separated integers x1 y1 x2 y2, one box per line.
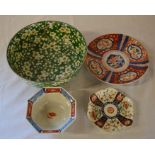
87 88 134 132
7 21 87 87
26 87 76 133
85 34 149 84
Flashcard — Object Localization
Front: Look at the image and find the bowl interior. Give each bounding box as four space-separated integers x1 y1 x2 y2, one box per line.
32 93 71 130
7 21 87 86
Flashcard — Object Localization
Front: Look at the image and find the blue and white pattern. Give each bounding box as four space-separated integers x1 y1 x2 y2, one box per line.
29 89 44 103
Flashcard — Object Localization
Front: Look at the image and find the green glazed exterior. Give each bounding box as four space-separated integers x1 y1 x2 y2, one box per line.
7 21 87 87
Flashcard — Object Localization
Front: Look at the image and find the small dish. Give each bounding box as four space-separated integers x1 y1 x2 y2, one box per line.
87 87 134 132
26 87 76 133
85 34 149 84
7 21 87 87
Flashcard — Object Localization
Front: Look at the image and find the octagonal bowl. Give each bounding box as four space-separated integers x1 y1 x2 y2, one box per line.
26 87 76 133
7 21 87 87
87 87 134 132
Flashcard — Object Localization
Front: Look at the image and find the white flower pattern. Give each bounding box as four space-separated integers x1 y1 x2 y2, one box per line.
7 21 87 87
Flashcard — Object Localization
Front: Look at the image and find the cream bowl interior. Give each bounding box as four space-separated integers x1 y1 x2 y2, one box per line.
32 93 71 130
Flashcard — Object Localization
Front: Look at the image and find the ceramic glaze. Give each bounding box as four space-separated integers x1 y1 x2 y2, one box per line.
87 88 134 132
32 93 71 130
85 34 149 84
7 21 87 87
26 87 76 133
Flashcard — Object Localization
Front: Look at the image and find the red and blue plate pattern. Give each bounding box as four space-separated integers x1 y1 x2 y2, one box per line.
85 34 149 84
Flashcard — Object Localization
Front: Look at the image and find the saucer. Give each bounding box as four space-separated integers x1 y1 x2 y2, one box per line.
85 34 149 84
26 87 76 133
7 21 87 87
87 88 134 132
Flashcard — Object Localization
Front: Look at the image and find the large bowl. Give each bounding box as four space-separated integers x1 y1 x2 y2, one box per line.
7 21 87 87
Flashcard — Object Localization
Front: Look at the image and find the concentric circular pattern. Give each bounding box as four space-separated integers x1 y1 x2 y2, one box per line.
85 34 149 84
7 21 87 87
103 103 118 118
87 88 134 132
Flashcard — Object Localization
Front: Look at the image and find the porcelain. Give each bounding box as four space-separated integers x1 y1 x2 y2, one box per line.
7 21 87 87
85 34 149 84
26 87 76 133
87 88 134 132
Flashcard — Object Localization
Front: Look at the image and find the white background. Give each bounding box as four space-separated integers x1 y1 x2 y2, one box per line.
0 15 155 139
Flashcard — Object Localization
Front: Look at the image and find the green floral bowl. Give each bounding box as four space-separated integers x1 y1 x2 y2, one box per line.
7 21 87 87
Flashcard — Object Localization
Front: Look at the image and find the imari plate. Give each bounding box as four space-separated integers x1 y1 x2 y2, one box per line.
7 21 87 87
85 34 149 84
26 87 76 133
87 88 134 132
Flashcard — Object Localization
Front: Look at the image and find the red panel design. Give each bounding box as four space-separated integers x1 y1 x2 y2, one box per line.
42 130 60 133
44 88 61 93
27 101 33 118
88 34 119 55
71 102 76 117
